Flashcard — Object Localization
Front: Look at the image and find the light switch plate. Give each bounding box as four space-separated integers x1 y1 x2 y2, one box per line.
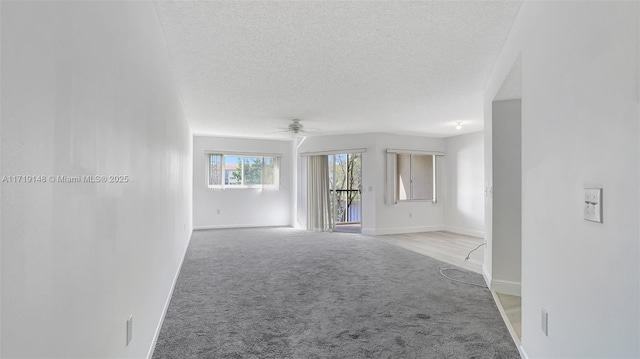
584 188 603 223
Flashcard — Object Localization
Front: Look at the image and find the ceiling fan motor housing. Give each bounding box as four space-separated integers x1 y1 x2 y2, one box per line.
288 119 303 134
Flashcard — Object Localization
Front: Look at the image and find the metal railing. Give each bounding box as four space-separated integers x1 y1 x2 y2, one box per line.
331 189 361 224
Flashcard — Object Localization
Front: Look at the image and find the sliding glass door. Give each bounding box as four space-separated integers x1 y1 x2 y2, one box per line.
328 153 362 226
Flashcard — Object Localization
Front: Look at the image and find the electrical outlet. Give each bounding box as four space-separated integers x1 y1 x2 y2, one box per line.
541 309 548 336
584 188 603 223
126 315 133 346
216 209 221 215
409 212 412 218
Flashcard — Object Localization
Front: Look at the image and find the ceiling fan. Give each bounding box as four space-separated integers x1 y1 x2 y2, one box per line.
287 119 304 134
269 119 317 137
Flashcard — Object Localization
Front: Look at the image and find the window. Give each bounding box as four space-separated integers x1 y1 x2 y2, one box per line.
397 154 434 201
386 150 439 203
208 154 280 189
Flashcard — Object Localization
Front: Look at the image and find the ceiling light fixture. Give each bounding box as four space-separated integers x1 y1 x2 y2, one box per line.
456 121 462 130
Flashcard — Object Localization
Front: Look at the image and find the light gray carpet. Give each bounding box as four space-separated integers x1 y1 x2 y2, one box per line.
333 224 362 234
153 228 519 359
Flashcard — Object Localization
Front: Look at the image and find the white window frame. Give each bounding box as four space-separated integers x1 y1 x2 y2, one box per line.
207 152 281 190
399 154 435 201
385 149 442 204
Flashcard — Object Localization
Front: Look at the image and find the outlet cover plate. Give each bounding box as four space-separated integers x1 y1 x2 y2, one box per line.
584 188 603 223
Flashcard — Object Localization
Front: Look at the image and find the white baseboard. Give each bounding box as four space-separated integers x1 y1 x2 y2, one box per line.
147 230 193 359
482 266 521 296
519 345 528 359
490 289 522 354
366 225 444 236
441 225 484 238
361 228 377 236
482 266 492 288
364 225 481 237
193 223 290 230
492 279 521 296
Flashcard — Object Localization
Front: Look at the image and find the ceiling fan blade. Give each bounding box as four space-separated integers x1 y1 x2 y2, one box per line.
264 129 291 134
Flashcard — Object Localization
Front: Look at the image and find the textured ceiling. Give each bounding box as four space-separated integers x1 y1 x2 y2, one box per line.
154 1 522 139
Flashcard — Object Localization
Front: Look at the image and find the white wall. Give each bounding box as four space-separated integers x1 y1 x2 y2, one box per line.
297 133 444 235
443 131 484 237
1 2 192 358
192 136 291 229
486 2 639 357
1 1 3 354
492 100 522 295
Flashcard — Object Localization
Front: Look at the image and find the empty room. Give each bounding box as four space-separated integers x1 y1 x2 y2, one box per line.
1 1 639 358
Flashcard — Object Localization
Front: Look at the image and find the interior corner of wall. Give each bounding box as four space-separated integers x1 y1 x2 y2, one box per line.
361 228 377 236
482 265 492 288
491 279 521 297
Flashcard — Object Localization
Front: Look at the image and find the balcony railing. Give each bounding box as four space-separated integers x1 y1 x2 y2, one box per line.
330 189 361 224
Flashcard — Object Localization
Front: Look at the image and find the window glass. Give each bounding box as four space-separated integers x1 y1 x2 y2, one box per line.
225 156 242 185
397 154 411 201
243 157 263 185
263 157 275 185
412 155 433 200
208 154 279 189
209 154 222 187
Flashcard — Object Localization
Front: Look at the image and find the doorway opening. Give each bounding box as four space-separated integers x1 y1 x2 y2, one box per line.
490 55 522 345
328 153 362 233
